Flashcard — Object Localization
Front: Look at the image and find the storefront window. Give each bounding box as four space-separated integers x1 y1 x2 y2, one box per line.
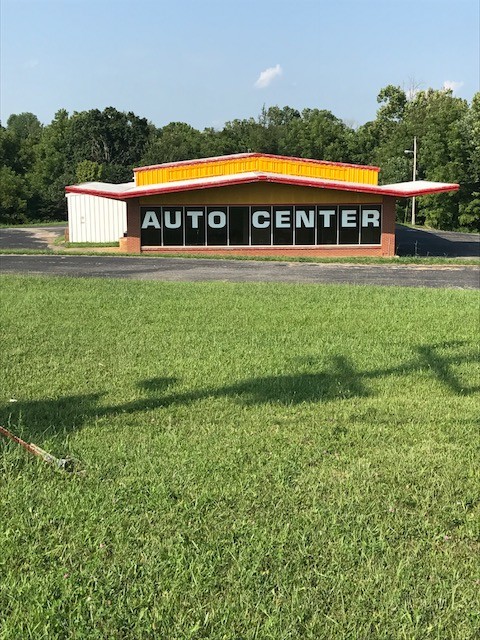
185 208 205 245
338 206 360 244
251 207 272 245
162 208 183 246
360 206 382 244
206 207 227 246
294 208 315 245
273 207 293 245
317 208 338 244
229 207 249 245
140 204 382 247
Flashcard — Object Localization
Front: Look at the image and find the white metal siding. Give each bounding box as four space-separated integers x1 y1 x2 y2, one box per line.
67 194 127 243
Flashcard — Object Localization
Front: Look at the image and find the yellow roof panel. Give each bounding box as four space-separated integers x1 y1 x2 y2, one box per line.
134 153 379 187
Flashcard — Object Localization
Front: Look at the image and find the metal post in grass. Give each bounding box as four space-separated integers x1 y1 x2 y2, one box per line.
0 425 74 472
405 136 418 226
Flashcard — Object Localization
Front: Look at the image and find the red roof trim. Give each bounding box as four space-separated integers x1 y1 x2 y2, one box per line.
65 173 459 200
260 175 460 197
65 186 132 200
133 152 380 174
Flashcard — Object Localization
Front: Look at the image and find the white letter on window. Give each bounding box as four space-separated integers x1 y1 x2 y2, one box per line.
252 211 270 228
164 210 182 229
142 211 160 229
318 210 336 228
342 210 357 227
362 210 380 227
208 211 226 229
187 210 204 229
295 209 314 228
275 210 291 228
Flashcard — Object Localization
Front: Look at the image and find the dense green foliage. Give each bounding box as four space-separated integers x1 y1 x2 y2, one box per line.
1 86 479 230
1 276 479 638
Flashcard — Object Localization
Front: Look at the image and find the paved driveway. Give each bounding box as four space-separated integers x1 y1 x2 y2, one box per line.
1 224 479 289
0 225 66 250
1 254 478 289
1 224 478 257
395 225 480 257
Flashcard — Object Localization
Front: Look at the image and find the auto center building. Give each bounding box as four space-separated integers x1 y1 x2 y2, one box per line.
66 153 459 257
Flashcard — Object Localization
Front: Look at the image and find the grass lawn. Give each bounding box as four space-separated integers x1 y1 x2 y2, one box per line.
1 247 479 266
0 276 479 639
0 221 66 230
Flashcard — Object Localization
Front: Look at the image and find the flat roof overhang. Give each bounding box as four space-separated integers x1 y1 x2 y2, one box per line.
65 172 460 201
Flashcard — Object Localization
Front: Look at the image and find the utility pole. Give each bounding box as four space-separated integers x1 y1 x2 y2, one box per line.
405 136 417 226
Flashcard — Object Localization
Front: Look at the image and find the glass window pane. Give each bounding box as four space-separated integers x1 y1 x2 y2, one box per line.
251 207 272 245
141 203 382 248
141 207 162 246
273 207 293 245
229 207 249 245
185 208 205 245
294 207 315 245
339 206 360 244
360 206 382 244
317 207 337 244
162 208 184 246
207 207 227 245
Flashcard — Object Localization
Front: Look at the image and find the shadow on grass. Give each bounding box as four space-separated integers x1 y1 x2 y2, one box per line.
136 355 369 406
1 343 478 444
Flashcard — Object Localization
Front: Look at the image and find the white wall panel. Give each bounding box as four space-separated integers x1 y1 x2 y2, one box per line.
67 194 127 243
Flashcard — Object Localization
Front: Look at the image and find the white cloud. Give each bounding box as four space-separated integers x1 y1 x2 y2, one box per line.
443 80 464 93
254 64 282 89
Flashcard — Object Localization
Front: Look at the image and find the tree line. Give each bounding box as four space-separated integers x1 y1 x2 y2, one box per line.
1 85 479 231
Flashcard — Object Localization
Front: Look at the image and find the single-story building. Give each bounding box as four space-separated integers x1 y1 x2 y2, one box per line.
65 153 459 257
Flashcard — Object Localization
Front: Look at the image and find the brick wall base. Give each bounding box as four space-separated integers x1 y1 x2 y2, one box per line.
141 245 388 258
119 236 141 253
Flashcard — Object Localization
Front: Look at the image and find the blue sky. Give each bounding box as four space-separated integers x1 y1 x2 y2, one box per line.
1 0 478 129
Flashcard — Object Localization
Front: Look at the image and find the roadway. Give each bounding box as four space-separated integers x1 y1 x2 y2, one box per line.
0 224 478 289
1 254 478 289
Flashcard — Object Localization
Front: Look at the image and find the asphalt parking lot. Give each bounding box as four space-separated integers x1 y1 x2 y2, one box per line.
0 225 66 250
0 225 478 289
394 225 480 258
1 224 478 257
1 253 479 289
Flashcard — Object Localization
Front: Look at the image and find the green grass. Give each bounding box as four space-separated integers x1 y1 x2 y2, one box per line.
63 242 120 248
135 251 480 266
1 276 479 639
0 220 65 228
52 235 119 248
0 247 479 265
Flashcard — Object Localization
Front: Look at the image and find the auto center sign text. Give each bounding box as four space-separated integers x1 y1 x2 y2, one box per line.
141 204 382 247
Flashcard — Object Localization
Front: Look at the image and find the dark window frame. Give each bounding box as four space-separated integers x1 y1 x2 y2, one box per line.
139 204 383 247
